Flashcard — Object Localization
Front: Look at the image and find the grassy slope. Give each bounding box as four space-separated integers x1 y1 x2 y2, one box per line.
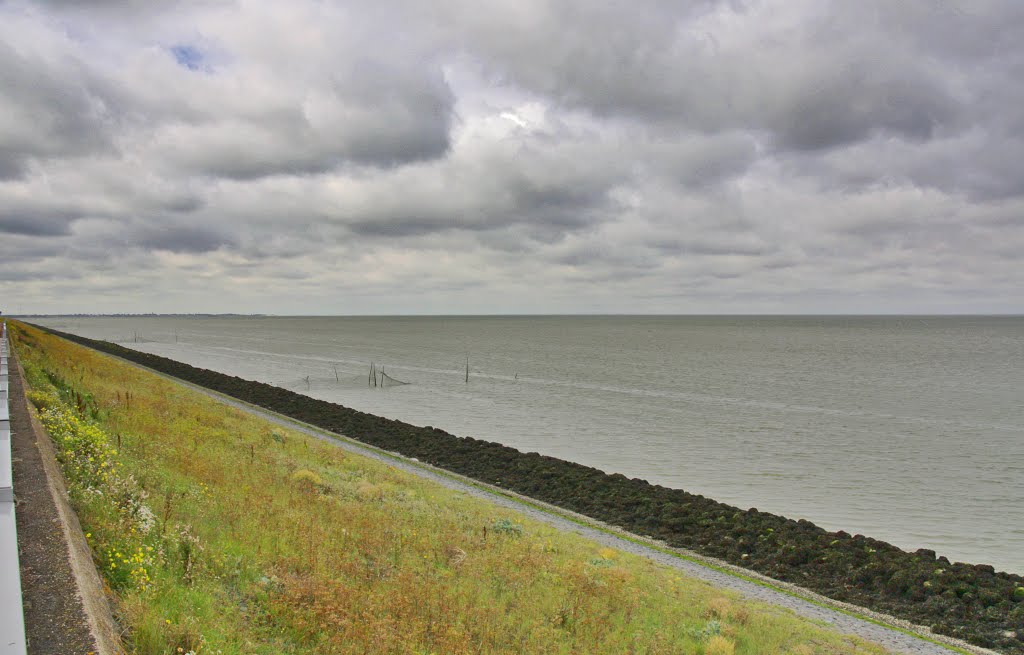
34 324 1024 655
12 321 892 655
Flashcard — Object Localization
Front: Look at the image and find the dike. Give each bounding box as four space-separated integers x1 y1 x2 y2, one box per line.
33 324 1024 655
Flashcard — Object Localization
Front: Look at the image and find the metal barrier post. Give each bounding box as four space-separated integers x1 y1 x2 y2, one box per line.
0 321 29 654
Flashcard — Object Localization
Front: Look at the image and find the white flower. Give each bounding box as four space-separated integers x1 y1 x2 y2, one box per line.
136 504 156 533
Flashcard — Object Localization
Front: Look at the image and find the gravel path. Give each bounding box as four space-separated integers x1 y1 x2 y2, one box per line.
113 354 991 655
10 352 103 655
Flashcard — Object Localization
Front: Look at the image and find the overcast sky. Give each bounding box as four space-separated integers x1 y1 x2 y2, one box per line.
1 0 1022 315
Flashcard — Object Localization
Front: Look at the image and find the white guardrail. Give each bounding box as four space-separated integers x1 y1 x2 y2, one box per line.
1 322 29 654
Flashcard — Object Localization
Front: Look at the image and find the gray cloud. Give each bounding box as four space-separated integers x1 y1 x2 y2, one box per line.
327 59 455 167
134 224 235 254
773 71 953 152
0 268 63 282
156 66 455 180
437 1 965 151
0 0 1022 314
0 40 117 179
0 208 79 236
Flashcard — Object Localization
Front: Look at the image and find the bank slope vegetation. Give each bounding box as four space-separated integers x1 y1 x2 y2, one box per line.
28 323 1024 654
12 322 900 655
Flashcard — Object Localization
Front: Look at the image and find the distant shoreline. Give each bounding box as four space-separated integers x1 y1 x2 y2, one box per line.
12 313 1024 318
9 313 269 318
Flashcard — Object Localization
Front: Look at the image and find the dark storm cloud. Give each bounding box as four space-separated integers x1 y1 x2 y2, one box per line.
849 1 1024 63
348 215 452 238
8 2 457 184
773 72 952 152
0 208 78 236
554 247 651 270
0 239 65 260
161 194 205 214
152 65 455 180
440 1 964 152
649 238 773 258
926 139 1024 202
330 127 635 241
134 224 235 254
0 268 62 282
36 0 165 6
789 128 1024 203
328 59 455 167
0 39 116 178
650 132 758 188
0 156 27 182
347 184 603 239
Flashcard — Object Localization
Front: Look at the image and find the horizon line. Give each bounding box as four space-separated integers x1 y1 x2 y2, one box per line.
10 312 1024 318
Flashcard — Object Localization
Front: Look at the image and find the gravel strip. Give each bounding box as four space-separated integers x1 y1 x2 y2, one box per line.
10 351 104 655
105 353 997 655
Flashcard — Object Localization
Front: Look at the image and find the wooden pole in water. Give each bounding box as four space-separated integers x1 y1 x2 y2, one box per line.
465 354 469 384
333 364 339 382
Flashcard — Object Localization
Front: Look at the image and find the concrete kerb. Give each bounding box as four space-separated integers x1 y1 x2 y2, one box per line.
0 321 29 655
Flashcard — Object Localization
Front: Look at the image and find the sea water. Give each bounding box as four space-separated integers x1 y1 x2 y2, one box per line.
31 315 1024 574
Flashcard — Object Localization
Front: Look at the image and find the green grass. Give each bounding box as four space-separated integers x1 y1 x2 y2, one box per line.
12 321 895 655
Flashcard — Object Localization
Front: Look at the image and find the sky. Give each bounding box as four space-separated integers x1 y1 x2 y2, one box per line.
1 0 1022 315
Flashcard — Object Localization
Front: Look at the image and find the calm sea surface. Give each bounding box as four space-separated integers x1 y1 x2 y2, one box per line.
32 315 1024 574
